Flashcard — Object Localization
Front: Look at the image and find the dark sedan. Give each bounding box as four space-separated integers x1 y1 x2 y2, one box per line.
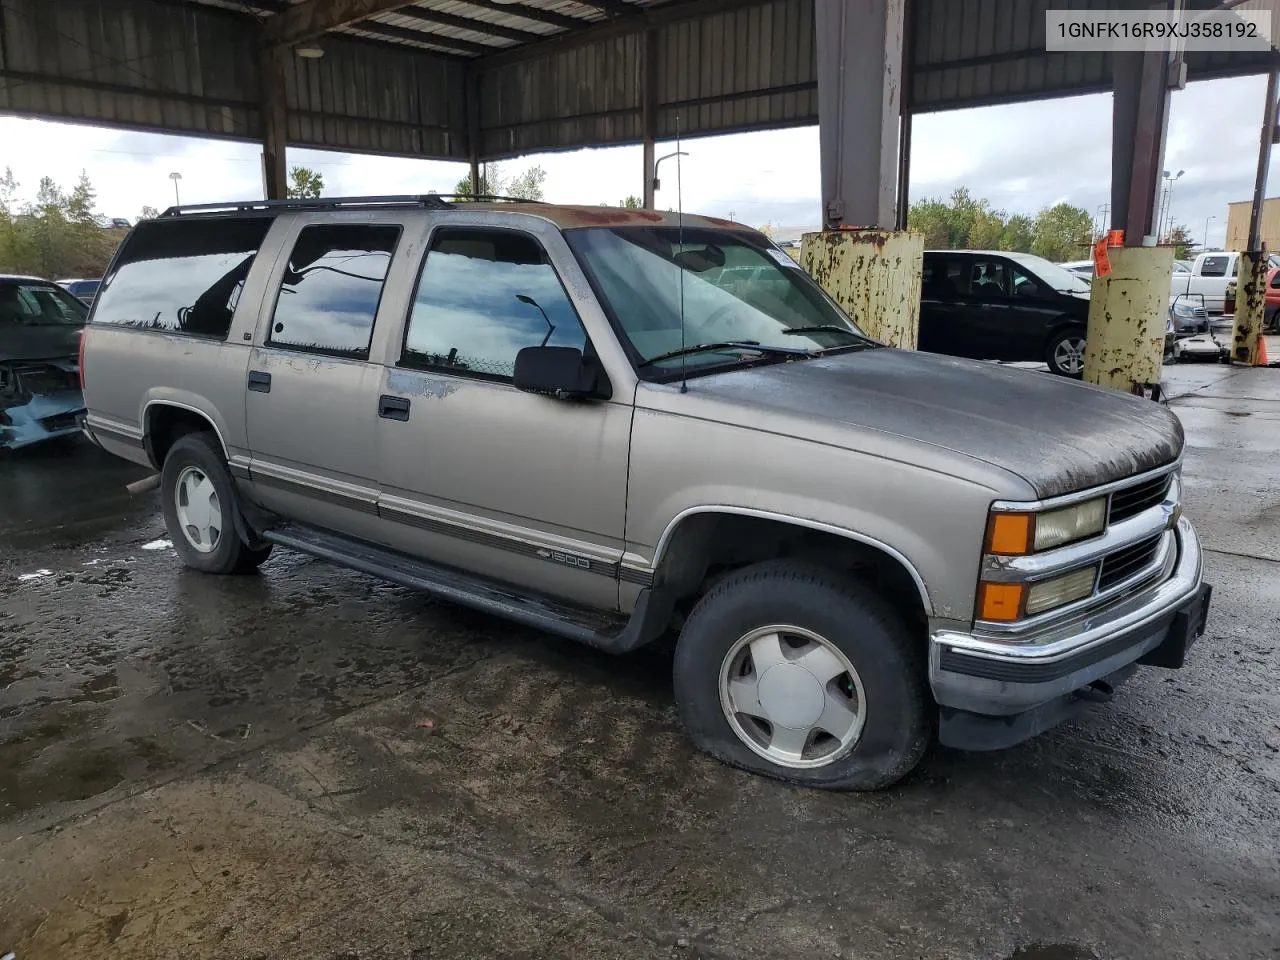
919 250 1092 377
1 276 89 450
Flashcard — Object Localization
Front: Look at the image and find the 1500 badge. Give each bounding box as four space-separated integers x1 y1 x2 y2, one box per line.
536 548 592 570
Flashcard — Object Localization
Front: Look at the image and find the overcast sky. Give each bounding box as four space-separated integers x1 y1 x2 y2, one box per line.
1 72 1275 250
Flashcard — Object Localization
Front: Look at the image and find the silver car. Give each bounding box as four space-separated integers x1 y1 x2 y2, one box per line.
79 196 1212 790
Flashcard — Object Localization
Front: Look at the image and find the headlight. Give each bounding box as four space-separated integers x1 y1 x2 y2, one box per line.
1171 301 1197 319
985 496 1107 555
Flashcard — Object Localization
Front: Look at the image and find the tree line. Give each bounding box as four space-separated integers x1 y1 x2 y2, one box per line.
0 169 138 279
909 188 1198 261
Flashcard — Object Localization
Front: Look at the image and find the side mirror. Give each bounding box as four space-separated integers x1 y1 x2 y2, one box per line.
513 346 610 401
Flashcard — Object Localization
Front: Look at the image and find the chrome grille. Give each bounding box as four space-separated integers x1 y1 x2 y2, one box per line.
1098 534 1163 591
1108 473 1172 524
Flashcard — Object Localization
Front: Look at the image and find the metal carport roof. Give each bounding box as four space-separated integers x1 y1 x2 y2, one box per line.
0 0 1272 163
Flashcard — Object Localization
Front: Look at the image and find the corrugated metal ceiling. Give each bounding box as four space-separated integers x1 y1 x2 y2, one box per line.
0 0 1272 163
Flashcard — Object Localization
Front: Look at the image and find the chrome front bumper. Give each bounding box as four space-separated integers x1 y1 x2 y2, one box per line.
930 517 1207 731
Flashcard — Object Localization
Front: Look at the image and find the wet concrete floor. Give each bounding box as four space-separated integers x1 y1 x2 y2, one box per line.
1 363 1278 960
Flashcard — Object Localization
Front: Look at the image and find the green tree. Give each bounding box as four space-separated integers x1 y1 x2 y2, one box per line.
287 166 325 199
1030 202 1093 262
0 172 122 278
907 198 953 248
507 165 546 201
455 162 503 198
454 162 545 200
999 214 1035 252
620 195 642 209
1163 223 1197 260
968 207 1007 250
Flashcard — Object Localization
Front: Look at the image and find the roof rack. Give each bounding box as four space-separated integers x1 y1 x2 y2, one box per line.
156 193 544 218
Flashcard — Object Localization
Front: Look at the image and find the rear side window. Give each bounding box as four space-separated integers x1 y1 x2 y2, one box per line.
92 218 272 340
267 224 400 360
1200 256 1230 277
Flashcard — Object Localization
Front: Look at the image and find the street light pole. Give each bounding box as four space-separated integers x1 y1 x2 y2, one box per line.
1159 169 1184 241
169 171 183 207
651 150 689 199
1203 215 1216 253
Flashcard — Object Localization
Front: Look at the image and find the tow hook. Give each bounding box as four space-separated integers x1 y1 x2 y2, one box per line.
1075 678 1116 704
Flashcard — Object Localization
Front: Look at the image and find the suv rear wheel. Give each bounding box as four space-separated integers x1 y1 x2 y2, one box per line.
672 560 930 791
160 432 272 574
1046 328 1087 377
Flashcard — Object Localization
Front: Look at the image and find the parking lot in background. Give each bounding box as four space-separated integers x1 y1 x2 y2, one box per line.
1 361 1277 960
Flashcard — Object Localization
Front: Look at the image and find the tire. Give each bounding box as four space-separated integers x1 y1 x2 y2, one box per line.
160 432 272 574
672 560 930 791
1045 328 1087 378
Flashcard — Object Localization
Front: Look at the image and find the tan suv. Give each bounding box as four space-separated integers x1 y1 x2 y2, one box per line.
79 195 1211 790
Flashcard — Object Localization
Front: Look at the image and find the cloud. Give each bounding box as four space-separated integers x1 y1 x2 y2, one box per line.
0 71 1273 253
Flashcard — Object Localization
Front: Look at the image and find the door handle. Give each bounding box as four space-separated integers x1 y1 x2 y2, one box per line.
379 395 411 421
247 370 272 393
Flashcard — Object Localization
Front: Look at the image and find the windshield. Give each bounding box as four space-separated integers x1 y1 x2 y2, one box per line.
564 226 872 376
0 281 89 326
1010 254 1091 295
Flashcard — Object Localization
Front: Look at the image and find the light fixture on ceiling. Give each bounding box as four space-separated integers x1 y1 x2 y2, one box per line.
295 44 325 59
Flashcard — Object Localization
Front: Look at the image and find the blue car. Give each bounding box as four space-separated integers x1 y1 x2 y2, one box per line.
0 276 88 451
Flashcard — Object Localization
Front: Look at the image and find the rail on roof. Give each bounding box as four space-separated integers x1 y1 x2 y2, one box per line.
156 194 544 218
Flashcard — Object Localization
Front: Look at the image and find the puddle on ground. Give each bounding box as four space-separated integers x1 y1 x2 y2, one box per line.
17 569 53 582
1008 945 1101 960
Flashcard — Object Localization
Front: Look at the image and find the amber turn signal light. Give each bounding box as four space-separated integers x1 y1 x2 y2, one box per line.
978 582 1026 622
985 513 1032 555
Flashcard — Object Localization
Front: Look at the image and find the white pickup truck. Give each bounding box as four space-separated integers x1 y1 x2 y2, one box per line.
1169 253 1238 313
1170 251 1280 313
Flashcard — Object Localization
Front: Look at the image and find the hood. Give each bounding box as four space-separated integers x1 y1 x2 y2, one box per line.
663 348 1182 499
0 324 84 364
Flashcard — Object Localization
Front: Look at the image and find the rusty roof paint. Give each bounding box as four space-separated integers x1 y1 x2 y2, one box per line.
459 203 758 232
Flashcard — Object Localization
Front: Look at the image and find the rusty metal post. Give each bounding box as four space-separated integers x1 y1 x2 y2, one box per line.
1233 252 1269 365
641 28 658 209
259 45 289 200
1233 60 1279 365
799 230 923 349
1088 5 1184 394
1082 246 1173 391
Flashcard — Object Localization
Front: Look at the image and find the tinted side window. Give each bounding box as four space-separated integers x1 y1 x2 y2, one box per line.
1200 256 1229 277
969 259 1013 296
268 224 400 359
923 257 965 297
92 218 272 339
401 228 586 380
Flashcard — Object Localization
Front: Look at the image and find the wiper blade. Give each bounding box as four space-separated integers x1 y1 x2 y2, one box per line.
637 341 810 368
780 324 864 339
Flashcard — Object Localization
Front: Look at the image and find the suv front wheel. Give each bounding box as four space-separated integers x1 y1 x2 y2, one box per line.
673 560 930 791
160 432 272 574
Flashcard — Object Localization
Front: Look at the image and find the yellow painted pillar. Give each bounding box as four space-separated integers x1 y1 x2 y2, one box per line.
799 230 924 348
1230 252 1268 366
1082 246 1172 392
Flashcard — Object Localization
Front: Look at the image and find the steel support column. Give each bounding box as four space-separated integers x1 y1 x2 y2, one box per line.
641 28 658 209
465 67 481 195
815 0 905 229
260 45 289 201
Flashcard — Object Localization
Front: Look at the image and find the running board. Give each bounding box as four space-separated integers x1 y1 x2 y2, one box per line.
261 524 665 654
